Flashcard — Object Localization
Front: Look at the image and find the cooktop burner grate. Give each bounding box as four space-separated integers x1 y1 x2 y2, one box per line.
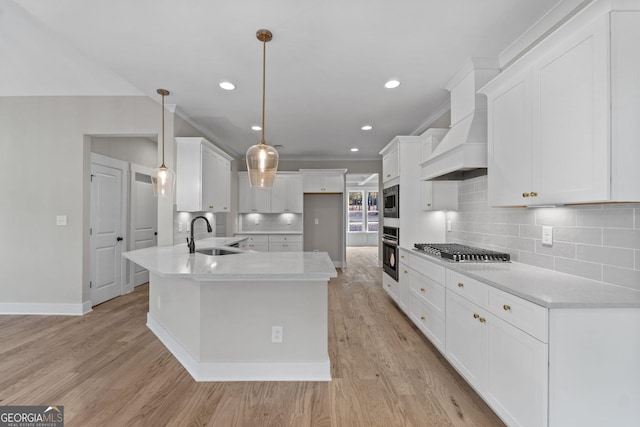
413 243 511 262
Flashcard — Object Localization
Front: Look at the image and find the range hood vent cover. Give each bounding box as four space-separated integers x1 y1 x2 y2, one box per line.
422 58 499 181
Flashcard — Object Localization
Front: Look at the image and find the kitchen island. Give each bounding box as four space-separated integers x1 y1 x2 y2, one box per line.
123 237 337 382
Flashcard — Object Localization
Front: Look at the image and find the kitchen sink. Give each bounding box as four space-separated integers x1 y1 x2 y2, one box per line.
195 248 242 256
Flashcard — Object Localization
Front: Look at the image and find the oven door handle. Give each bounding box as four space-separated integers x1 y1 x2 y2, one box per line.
382 239 398 246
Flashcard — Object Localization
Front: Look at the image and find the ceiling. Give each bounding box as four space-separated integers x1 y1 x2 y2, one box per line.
1 0 563 160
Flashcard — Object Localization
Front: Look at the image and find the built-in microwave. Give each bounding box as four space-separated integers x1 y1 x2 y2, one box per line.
383 185 399 218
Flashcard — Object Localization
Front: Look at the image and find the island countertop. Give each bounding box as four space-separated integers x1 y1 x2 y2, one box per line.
123 237 337 281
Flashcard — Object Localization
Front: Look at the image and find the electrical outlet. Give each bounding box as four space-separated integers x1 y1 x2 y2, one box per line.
271 326 283 343
447 220 452 232
314 218 319 225
254 218 260 225
542 226 553 246
157 296 162 309
56 215 67 226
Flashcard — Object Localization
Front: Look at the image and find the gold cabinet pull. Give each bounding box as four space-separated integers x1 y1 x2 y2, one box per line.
479 317 486 323
400 255 404 259
503 304 511 311
404 270 408 274
473 313 479 319
209 205 214 209
458 282 464 288
420 288 425 293
530 191 538 197
522 192 530 198
420 316 425 321
386 173 391 178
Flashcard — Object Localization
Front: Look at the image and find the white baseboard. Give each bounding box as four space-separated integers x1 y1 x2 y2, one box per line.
0 301 92 316
147 313 331 382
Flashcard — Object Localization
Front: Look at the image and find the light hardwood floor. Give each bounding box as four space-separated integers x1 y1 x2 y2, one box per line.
0 247 504 426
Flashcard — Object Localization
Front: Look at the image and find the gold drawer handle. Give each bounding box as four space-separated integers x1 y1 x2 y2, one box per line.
386 173 391 178
458 282 464 288
522 192 529 198
209 205 214 208
400 255 404 259
420 288 425 293
404 270 408 274
387 284 391 288
503 304 511 311
473 313 479 319
530 191 538 197
420 316 425 321
479 317 486 323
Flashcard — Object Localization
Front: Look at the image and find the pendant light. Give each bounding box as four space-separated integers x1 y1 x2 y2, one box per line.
152 88 176 197
246 29 279 188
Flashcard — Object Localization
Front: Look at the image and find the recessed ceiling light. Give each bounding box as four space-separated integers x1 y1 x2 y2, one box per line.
219 81 236 90
351 148 359 152
361 125 373 131
251 125 262 131
384 79 401 89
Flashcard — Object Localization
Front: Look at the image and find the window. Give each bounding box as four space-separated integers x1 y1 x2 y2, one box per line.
348 190 378 232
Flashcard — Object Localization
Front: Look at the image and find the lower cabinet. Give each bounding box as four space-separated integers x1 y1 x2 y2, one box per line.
382 272 399 303
237 234 302 252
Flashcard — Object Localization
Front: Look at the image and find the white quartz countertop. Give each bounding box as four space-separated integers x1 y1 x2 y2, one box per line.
401 246 640 308
234 231 303 235
123 237 337 281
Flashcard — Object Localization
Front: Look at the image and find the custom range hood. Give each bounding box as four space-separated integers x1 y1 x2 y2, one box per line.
422 58 499 181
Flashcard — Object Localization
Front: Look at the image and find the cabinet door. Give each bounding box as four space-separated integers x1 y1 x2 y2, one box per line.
322 173 344 193
303 173 323 192
201 145 217 211
382 147 399 182
486 312 548 427
446 291 487 392
238 173 253 213
487 70 533 206
253 187 271 212
270 175 288 213
532 16 609 204
287 174 304 212
398 263 410 313
212 156 230 212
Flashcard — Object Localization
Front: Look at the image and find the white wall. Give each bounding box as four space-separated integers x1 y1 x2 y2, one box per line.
0 96 168 310
91 136 158 169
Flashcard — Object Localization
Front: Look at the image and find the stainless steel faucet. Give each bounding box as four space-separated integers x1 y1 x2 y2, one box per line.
187 216 213 253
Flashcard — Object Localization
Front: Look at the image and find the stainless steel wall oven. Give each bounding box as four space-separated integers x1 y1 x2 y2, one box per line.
382 226 399 281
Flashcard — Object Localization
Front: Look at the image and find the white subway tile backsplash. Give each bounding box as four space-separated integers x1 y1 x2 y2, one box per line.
603 266 640 291
554 227 602 245
602 229 640 249
577 244 635 269
577 208 634 228
446 175 640 292
554 258 602 282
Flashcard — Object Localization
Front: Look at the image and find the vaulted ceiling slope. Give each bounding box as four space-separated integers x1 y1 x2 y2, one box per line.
1 0 564 159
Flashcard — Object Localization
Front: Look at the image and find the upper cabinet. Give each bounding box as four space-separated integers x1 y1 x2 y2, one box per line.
481 5 640 206
238 172 303 213
271 173 303 213
301 170 345 193
176 137 232 212
382 146 399 183
238 172 271 213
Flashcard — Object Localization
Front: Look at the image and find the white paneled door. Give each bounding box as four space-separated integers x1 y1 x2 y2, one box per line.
130 164 157 287
90 154 127 306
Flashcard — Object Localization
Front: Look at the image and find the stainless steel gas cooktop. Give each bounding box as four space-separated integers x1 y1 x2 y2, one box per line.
413 243 511 263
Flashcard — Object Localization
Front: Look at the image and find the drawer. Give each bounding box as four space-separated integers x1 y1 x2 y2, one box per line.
239 234 269 244
409 270 445 316
383 272 399 302
269 234 303 244
487 287 548 342
398 248 412 267
409 295 445 354
413 255 446 284
269 242 302 252
446 270 488 307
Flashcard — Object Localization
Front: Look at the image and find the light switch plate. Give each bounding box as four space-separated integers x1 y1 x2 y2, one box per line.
542 226 553 246
56 215 67 226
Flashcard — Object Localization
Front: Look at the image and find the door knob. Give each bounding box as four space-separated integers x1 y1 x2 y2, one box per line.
116 237 124 242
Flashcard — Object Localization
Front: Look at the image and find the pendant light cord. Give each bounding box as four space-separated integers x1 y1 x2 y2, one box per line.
261 38 266 145
161 92 166 168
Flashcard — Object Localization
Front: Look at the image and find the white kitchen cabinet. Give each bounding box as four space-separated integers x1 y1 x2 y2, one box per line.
382 272 399 303
420 128 449 164
481 6 640 206
268 235 303 252
271 173 303 213
301 170 345 193
238 172 271 213
398 261 410 313
237 234 269 251
176 137 232 212
421 181 458 211
382 146 399 183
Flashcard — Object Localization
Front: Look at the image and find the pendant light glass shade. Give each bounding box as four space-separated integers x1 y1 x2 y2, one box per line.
246 29 279 188
152 88 176 197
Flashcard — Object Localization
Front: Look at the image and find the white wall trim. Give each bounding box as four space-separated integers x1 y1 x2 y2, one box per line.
0 302 91 316
147 313 331 382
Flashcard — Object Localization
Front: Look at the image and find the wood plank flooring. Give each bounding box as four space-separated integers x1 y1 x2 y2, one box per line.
0 247 504 426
